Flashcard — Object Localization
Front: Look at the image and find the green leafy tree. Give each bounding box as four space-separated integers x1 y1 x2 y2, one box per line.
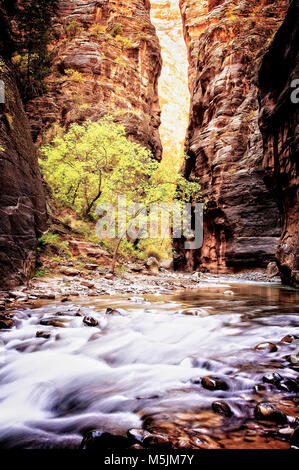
12 0 60 99
40 118 202 272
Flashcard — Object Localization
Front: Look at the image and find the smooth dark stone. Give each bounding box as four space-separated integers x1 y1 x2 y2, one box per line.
254 342 278 353
0 317 14 329
36 331 51 339
106 308 121 315
212 400 233 417
40 318 66 328
278 378 299 393
262 372 283 385
254 403 288 424
202 376 229 391
83 316 98 327
254 384 267 393
280 335 298 344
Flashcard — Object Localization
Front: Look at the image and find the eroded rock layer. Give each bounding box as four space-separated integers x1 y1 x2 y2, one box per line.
177 0 289 273
26 0 163 159
0 2 47 288
258 0 299 287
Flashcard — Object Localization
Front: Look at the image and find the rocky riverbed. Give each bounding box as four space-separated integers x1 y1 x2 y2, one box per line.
0 273 298 449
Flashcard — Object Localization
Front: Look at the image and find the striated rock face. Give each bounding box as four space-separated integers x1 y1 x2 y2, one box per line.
0 3 47 288
26 0 163 159
258 0 299 287
177 0 289 273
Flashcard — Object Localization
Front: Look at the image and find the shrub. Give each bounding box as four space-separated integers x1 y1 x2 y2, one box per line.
110 23 123 38
88 24 107 37
115 35 137 48
66 20 83 38
64 69 85 83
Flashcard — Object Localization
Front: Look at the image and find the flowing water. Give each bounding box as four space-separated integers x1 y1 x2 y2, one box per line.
0 282 298 448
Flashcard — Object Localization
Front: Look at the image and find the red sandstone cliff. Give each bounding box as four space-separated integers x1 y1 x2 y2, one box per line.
258 0 299 287
177 0 289 273
0 1 47 288
26 0 163 160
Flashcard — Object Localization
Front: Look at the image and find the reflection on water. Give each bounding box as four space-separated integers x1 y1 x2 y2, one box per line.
0 282 298 448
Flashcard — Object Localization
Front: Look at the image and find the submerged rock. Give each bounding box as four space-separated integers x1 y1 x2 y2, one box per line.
212 401 233 417
83 316 98 327
36 331 51 339
280 334 298 344
254 403 288 424
105 308 121 315
201 376 229 391
40 318 66 328
290 427 299 448
262 372 282 385
0 316 14 329
254 342 278 353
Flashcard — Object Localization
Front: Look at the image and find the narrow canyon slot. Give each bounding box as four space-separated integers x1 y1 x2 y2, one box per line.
150 0 190 170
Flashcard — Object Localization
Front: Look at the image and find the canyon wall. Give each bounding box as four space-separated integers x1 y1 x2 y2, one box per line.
258 0 299 287
26 0 163 160
176 0 289 273
0 1 47 288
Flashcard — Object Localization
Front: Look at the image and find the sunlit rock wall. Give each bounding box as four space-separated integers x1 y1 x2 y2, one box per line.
26 0 163 160
150 0 189 169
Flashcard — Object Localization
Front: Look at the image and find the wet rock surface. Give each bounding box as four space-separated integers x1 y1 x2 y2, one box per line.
0 275 298 449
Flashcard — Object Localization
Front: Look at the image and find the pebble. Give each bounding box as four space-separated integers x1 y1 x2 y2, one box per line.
254 403 288 424
83 316 98 327
278 378 299 393
262 372 282 385
85 264 99 271
39 294 56 300
254 342 278 353
0 316 14 329
280 334 298 344
181 308 208 317
201 376 229 391
212 400 233 417
106 308 121 315
60 267 80 276
36 331 51 339
40 318 66 328
224 290 234 296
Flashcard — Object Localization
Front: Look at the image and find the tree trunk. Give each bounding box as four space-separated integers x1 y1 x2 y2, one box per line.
109 238 122 274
